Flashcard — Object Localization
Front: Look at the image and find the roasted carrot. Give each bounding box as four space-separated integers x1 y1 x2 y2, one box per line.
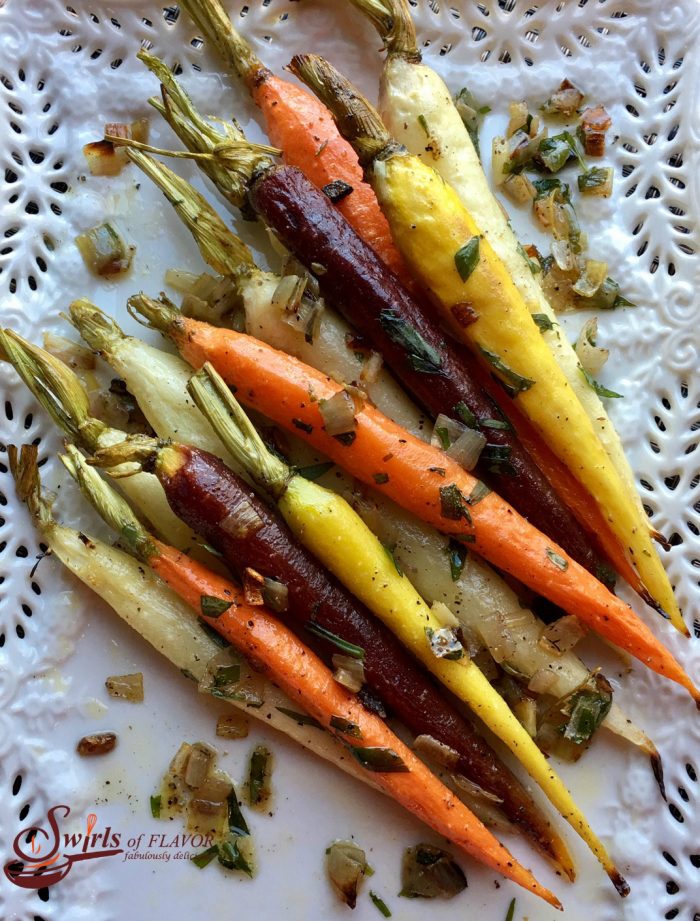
351 0 661 600
175 0 411 282
7 443 395 792
291 53 685 636
88 427 571 872
128 294 699 707
185 361 630 887
126 143 605 578
58 443 559 906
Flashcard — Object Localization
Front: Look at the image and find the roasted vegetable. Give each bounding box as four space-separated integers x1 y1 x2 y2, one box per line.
54 447 561 905
85 378 572 872
128 296 697 719
344 0 678 629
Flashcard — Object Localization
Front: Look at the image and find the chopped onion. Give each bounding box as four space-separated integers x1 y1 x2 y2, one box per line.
536 672 613 761
75 221 134 277
180 292 211 321
400 845 467 900
243 567 265 605
360 350 383 385
447 427 487 471
542 79 584 117
543 615 588 653
578 166 613 197
514 697 538 737
502 172 536 205
261 577 288 613
326 841 369 909
266 227 290 258
198 649 265 709
332 653 365 693
489 611 517 664
271 274 307 313
319 389 357 436
43 332 95 371
169 742 193 778
191 770 232 807
528 667 558 694
551 239 576 271
184 742 217 789
506 101 529 138
413 734 460 770
165 268 203 294
575 317 609 375
105 672 144 702
430 413 466 451
579 105 611 156
491 136 509 187
430 601 460 629
216 713 250 740
282 294 325 343
572 260 608 298
84 118 149 176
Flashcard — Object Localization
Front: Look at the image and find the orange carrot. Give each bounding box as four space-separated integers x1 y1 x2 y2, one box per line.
149 541 558 905
177 0 411 282
131 296 699 705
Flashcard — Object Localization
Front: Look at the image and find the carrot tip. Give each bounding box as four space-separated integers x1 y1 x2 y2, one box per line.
610 869 630 898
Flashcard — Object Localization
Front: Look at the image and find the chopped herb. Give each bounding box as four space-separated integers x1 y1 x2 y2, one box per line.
481 417 512 431
454 401 477 429
577 166 613 194
213 663 241 688
306 622 365 659
562 677 613 744
315 139 328 157
504 897 516 921
454 236 481 281
455 86 490 157
428 466 446 476
532 312 555 332
417 114 430 136
595 562 617 590
439 484 472 522
150 794 161 818
467 481 491 505
297 461 334 481
334 431 357 446
330 715 362 738
248 745 272 809
434 425 450 450
546 547 569 571
425 626 464 660
538 130 586 173
323 179 354 203
275 706 323 729
227 787 250 837
372 472 389 485
580 366 624 399
349 746 409 773
382 542 404 577
370 891 392 917
579 275 634 310
447 539 467 581
292 418 314 433
378 309 443 374
191 845 219 869
517 240 541 274
218 837 253 876
533 176 571 202
200 594 233 619
478 346 535 396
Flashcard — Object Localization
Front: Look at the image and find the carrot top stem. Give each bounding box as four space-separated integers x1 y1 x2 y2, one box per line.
178 0 270 88
125 150 255 277
7 444 50 528
347 0 420 59
288 54 392 165
0 328 105 449
187 363 290 499
126 292 182 336
60 445 157 560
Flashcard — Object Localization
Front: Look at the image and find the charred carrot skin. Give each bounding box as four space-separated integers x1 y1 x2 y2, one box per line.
151 539 559 907
152 442 564 865
249 164 602 574
144 311 697 703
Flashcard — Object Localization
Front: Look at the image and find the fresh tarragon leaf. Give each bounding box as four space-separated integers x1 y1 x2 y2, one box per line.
378 309 443 375
479 346 536 396
454 236 481 282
